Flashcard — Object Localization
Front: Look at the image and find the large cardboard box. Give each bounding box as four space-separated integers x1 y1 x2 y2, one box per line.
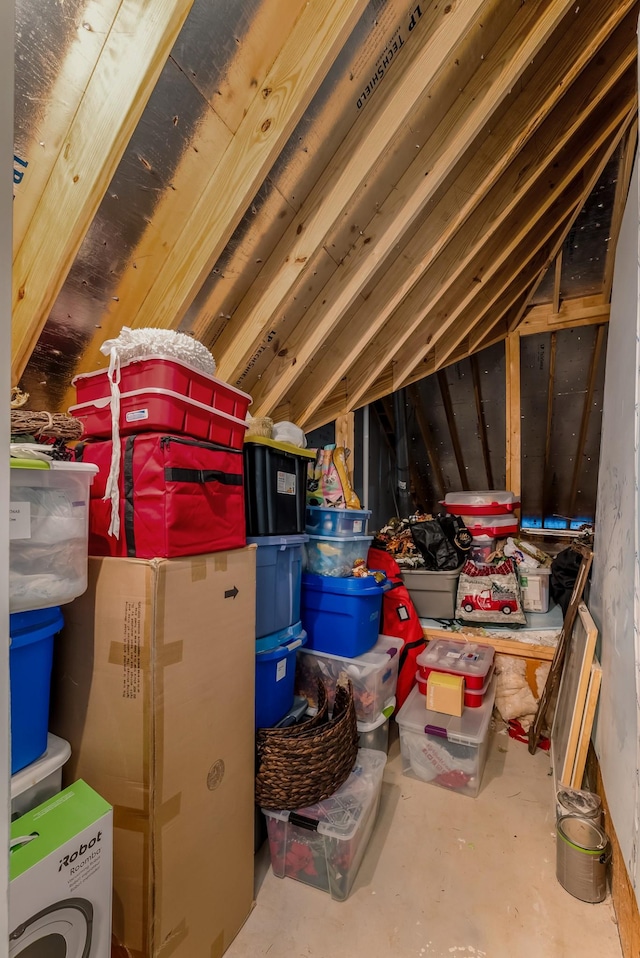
51 547 256 958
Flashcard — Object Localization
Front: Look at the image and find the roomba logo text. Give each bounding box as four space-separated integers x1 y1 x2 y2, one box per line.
59 830 103 872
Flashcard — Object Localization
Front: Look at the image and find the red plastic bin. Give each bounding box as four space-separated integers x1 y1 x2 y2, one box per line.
442 490 520 516
72 356 252 420
416 639 494 691
416 665 495 708
69 388 248 449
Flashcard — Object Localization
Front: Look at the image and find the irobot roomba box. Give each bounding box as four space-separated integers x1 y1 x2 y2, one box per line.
9 780 112 957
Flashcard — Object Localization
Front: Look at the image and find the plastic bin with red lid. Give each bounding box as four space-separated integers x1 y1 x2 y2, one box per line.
416 638 494 690
69 388 247 449
460 514 519 538
72 355 252 419
442 490 520 515
416 664 495 708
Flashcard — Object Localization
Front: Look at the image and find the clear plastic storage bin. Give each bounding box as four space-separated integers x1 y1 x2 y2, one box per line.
358 702 394 753
416 638 495 689
11 734 71 820
304 534 374 577
396 681 496 797
295 634 402 722
263 749 386 900
10 460 98 612
519 567 551 613
306 506 372 538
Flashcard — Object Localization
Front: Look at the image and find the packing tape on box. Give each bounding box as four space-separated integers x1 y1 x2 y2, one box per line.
159 918 189 957
113 793 181 833
190 555 208 581
211 931 225 958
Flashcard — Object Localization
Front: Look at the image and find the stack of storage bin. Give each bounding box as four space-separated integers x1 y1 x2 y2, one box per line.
8 459 97 811
70 356 252 557
300 504 395 747
443 490 520 562
244 436 316 728
396 638 496 798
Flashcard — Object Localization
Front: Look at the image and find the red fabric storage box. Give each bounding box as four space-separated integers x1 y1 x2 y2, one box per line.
76 433 246 558
69 388 247 449
72 356 252 419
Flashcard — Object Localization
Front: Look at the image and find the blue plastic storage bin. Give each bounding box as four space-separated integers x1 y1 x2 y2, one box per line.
248 534 308 639
9 606 64 774
255 623 307 728
301 573 389 657
306 506 372 538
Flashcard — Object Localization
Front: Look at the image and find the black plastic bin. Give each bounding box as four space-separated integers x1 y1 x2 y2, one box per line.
244 437 316 536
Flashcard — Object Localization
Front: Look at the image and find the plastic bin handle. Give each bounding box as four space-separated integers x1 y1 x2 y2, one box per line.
282 638 304 653
424 724 448 738
288 812 319 831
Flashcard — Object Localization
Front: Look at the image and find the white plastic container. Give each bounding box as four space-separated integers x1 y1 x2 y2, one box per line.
263 749 386 900
295 634 403 723
304 534 374 576
306 506 372 538
10 733 71 820
519 566 551 613
358 701 395 753
443 490 520 515
10 460 99 612
396 680 496 797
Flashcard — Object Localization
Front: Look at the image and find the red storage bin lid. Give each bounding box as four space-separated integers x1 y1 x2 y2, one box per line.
442 490 520 515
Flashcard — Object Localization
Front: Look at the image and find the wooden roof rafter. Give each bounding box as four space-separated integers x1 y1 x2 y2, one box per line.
284 5 637 428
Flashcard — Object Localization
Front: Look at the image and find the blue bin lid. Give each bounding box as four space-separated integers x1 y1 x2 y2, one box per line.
255 620 305 654
256 625 307 661
302 573 388 595
9 607 64 648
247 534 309 548
306 506 372 518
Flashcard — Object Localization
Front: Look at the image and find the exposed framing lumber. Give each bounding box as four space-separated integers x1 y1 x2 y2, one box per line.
602 118 638 302
542 331 557 521
566 323 607 519
407 384 446 500
553 251 563 315
125 0 369 334
208 0 491 384
505 332 522 497
518 296 611 335
288 7 637 427
437 371 469 491
404 89 635 379
11 0 197 385
250 0 585 418
422 625 556 663
470 354 494 489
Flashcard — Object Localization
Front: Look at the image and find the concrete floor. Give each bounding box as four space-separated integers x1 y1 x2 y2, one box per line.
227 723 623 958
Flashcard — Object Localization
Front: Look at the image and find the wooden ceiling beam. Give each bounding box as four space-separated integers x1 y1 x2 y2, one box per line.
11 0 196 385
123 0 369 333
209 0 492 384
397 92 634 382
249 0 585 417
290 9 637 427
602 118 638 302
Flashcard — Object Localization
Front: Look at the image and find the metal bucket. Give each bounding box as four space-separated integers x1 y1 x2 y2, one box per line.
556 814 611 903
556 787 603 825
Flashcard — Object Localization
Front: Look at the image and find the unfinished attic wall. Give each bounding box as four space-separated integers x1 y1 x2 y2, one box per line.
591 156 640 906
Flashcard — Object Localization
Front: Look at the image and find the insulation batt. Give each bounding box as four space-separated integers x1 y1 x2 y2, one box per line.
494 654 538 730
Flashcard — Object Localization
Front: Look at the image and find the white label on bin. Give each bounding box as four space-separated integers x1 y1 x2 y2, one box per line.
9 501 30 540
277 471 296 496
125 408 149 423
352 520 363 533
276 658 287 682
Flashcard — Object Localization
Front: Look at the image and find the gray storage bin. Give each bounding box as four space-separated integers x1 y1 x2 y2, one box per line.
402 565 463 619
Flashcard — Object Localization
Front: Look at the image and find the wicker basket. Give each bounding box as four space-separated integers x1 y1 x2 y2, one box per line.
256 679 358 810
